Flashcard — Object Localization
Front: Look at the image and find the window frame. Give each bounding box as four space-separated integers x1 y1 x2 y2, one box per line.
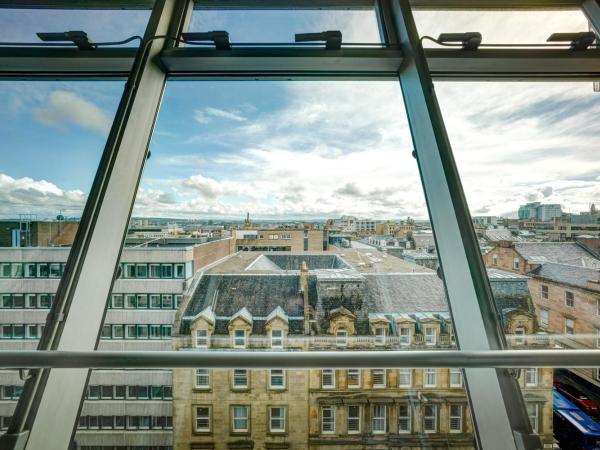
398 403 411 434
449 404 464 433
269 406 286 434
195 369 210 389
347 405 361 434
231 405 250 433
194 405 211 433
321 405 335 434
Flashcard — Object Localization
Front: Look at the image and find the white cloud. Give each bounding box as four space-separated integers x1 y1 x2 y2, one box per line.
33 90 112 135
194 106 247 124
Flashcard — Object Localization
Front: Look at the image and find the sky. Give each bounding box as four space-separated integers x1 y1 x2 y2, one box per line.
0 7 599 221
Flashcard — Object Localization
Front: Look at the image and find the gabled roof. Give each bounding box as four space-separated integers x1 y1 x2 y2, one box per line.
190 306 215 326
329 306 356 319
531 262 599 289
265 306 289 324
231 306 253 325
514 242 600 268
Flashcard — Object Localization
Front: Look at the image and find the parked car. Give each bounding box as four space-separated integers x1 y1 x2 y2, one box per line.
555 383 600 417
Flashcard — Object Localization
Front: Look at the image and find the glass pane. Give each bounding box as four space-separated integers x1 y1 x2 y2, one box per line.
0 80 122 442
190 8 382 44
435 79 600 448
415 9 590 46
0 8 150 46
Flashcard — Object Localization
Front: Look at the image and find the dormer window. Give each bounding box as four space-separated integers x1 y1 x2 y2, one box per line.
195 329 209 348
375 327 386 346
336 330 348 347
271 329 283 349
514 326 525 345
424 327 437 346
399 327 411 345
234 329 246 348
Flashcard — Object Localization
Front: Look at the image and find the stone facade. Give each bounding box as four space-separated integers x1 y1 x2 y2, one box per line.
234 229 327 253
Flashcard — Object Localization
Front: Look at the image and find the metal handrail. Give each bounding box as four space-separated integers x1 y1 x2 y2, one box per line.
1 349 599 369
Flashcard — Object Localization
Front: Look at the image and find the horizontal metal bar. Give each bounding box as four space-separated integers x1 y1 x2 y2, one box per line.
1 0 584 10
1 350 600 369
2 46 599 81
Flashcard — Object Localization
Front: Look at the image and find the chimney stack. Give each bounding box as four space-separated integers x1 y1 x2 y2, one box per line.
301 261 310 334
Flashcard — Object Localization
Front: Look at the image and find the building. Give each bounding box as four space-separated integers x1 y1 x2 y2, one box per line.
233 229 328 252
375 220 414 238
0 219 79 248
518 203 562 222
172 251 553 449
0 238 233 448
484 241 600 393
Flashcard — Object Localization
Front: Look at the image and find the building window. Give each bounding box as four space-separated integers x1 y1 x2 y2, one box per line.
526 403 538 433
321 406 335 434
424 368 437 387
565 318 575 336
525 368 538 387
322 369 335 389
399 327 411 345
371 404 386 434
269 369 285 389
234 329 246 348
449 404 463 433
195 329 208 348
399 368 412 388
541 285 548 300
514 326 525 345
450 369 462 388
232 406 249 433
347 405 361 434
372 369 386 388
375 327 386 346
513 257 520 270
423 404 438 433
424 327 436 345
271 329 283 348
492 254 498 265
398 404 411 433
597 299 600 316
347 369 361 388
540 309 549 328
336 330 348 347
194 407 211 433
233 369 248 389
195 369 210 389
269 406 286 433
565 291 574 308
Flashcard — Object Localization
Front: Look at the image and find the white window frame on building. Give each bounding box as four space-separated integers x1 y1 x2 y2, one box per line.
424 368 437 388
234 329 247 348
565 318 575 336
399 368 412 388
514 326 525 345
347 369 361 388
449 404 464 433
347 405 361 434
321 405 335 434
424 327 436 346
541 285 549 300
232 369 249 389
269 369 285 390
423 404 438 433
269 406 286 433
524 368 538 387
195 369 210 389
399 326 411 345
398 404 411 434
322 369 335 389
371 404 386 434
565 291 574 308
336 330 348 348
194 406 211 433
450 368 463 388
270 329 283 349
372 369 386 388
232 405 250 433
513 257 520 270
526 403 538 433
540 309 549 328
375 327 386 346
195 329 209 348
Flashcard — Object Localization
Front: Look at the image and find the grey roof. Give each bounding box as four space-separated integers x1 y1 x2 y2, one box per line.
515 242 600 268
485 229 521 243
531 262 599 289
487 269 529 281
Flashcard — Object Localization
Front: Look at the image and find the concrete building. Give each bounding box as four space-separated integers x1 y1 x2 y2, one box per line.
0 219 79 248
0 238 233 449
172 251 553 450
233 229 327 252
518 203 562 222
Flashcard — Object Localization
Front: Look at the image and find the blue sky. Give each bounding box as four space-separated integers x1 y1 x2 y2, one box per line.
0 7 599 220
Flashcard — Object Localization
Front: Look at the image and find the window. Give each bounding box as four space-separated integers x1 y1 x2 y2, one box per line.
195 369 210 389
424 327 436 345
526 403 539 433
195 406 211 432
336 330 347 347
161 264 173 278
101 385 113 399
234 329 246 348
269 369 285 389
322 369 335 389
135 264 148 278
565 291 574 308
125 294 136 309
174 263 185 278
565 318 575 336
514 326 525 345
399 327 411 345
149 264 161 278
271 329 283 348
232 406 249 433
321 406 335 434
513 257 520 270
233 369 248 389
150 294 161 308
399 368 412 388
398 404 411 433
450 369 462 388
492 254 498 265
112 294 124 309
424 368 437 387
196 329 209 348
372 369 386 388
541 285 548 300
525 368 538 387
115 386 126 399
269 406 285 433
347 369 361 388
423 404 438 433
449 404 463 433
115 416 125 429
540 309 549 328
347 405 361 434
372 404 386 434
136 294 148 308
597 299 600 316
375 327 386 346
162 294 174 309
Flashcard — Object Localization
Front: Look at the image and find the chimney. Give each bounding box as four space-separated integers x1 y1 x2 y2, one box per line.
300 261 310 334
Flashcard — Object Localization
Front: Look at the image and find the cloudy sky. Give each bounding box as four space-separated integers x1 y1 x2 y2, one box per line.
0 7 599 221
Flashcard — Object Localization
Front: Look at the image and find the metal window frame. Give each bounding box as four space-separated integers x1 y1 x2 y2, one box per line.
0 1 598 449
